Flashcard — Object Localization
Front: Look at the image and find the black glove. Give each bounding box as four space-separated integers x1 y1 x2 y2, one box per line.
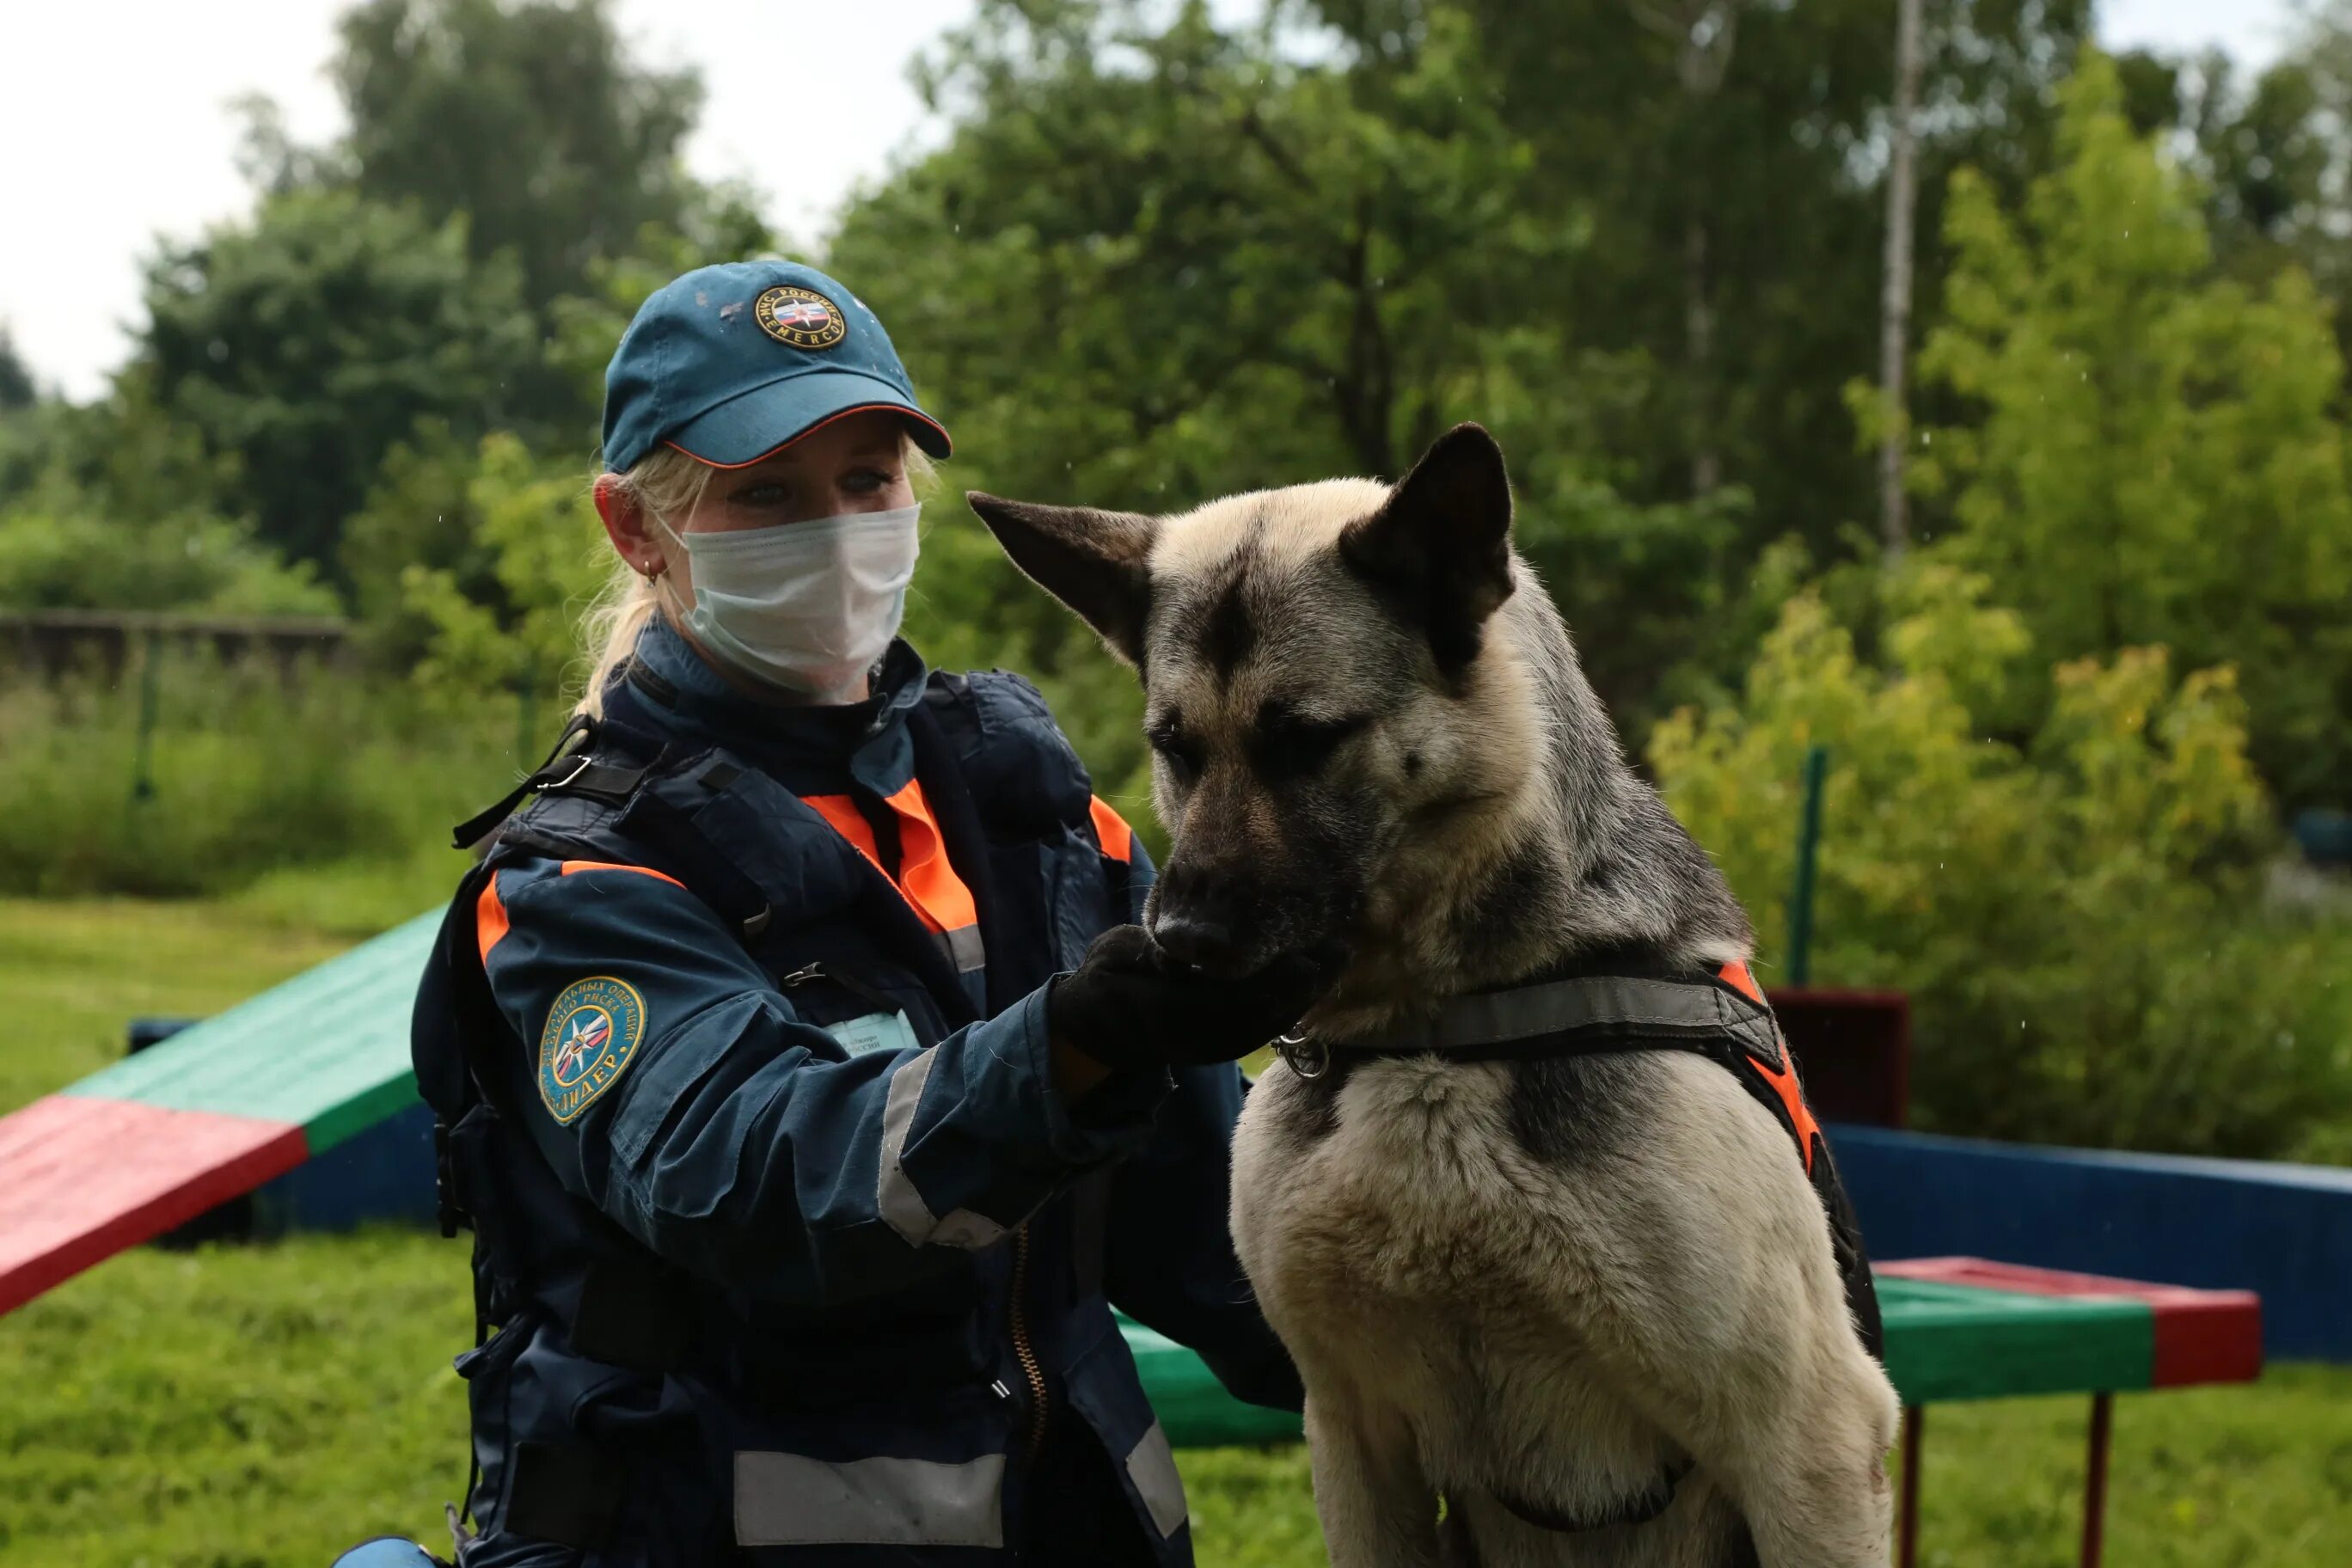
1048 925 1337 1072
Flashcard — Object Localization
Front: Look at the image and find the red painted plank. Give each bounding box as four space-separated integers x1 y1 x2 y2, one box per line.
1878 1257 2262 1387
0 1095 307 1315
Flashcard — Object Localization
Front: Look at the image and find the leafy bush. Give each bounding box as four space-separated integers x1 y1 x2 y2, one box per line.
1650 564 2352 1159
394 432 605 701
0 382 336 616
0 657 517 898
1886 53 2352 810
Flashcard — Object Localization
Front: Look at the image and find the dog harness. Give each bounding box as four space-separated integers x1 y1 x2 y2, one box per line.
1276 952 1883 1535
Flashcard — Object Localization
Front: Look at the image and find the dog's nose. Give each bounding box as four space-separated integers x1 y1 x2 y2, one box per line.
1150 910 1244 972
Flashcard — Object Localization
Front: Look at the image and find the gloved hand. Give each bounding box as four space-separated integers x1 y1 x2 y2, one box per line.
1048 925 1338 1072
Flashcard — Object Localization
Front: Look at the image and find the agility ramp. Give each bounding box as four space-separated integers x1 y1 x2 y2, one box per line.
0 912 442 1315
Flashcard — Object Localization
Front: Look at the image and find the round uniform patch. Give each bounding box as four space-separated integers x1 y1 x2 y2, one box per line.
754 285 848 350
537 977 648 1124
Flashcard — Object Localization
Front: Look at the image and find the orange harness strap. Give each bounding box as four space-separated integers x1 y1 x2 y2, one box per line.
1718 960 1821 1174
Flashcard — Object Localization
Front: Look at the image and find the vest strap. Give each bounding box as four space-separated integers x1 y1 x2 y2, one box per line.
449 715 660 850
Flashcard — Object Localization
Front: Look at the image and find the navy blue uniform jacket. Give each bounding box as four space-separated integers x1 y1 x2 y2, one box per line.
411 621 1300 1566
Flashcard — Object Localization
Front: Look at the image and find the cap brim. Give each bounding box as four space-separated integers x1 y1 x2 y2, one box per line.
666 368 952 465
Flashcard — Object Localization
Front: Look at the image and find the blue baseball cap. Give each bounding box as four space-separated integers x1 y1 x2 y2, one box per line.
600 260 952 474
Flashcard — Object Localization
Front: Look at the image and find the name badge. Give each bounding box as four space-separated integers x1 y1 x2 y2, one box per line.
823 1010 922 1057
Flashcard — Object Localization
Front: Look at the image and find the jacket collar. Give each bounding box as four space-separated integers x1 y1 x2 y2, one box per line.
619 616 928 796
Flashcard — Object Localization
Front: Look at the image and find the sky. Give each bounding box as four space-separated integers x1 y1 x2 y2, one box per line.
0 0 2304 401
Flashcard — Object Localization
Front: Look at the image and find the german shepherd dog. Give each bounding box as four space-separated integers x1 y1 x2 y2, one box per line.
969 425 1897 1567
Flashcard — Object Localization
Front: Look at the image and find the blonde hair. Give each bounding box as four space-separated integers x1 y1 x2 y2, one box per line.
574 434 940 717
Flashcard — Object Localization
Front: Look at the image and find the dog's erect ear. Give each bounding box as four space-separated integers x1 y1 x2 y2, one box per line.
967 493 1158 666
1339 422 1516 672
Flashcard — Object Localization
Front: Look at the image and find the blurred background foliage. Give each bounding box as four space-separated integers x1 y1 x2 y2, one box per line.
4 0 2349 1158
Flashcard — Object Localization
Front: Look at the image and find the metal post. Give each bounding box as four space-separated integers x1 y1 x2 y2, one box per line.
131 629 162 803
1878 0 1924 560
1898 1405 1923 1568
1787 744 1828 984
2079 1393 2112 1568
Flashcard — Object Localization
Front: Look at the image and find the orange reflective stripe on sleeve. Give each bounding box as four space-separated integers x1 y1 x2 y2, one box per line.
1088 796 1135 864
558 860 687 890
1718 961 1819 1175
475 873 511 966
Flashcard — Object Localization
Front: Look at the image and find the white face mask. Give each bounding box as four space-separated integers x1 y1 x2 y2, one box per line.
671 505 921 703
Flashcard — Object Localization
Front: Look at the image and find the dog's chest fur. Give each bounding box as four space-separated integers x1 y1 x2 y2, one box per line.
1232 1053 1803 1565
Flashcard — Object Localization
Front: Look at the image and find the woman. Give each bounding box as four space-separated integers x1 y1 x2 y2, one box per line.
406 262 1322 1567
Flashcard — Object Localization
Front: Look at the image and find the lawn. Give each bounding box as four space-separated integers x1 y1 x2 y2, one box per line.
5 886 2350 1566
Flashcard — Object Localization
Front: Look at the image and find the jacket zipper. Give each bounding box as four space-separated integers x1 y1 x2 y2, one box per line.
1010 1222 1048 1458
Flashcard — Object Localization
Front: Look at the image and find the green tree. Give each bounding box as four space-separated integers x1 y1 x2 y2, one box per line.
1903 52 2352 808
835 0 1727 744
1314 0 2098 559
0 370 334 615
0 328 34 411
398 432 606 701
333 0 701 317
138 188 540 575
229 0 708 433
1649 567 2351 1157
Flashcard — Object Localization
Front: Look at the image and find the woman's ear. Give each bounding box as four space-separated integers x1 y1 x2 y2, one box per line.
595 474 667 580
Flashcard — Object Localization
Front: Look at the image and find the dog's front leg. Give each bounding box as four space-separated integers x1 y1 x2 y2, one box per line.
1718 1349 1898 1568
1306 1393 1442 1568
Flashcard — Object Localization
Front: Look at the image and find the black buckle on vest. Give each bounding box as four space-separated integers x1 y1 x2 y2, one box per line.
450 715 664 850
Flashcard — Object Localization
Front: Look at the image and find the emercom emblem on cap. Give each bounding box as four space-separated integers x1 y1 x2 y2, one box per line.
755 285 848 351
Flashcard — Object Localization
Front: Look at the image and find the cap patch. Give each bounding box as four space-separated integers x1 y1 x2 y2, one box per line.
755 285 848 351
538 976 648 1124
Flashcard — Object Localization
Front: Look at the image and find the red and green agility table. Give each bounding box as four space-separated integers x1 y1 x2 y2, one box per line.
1 914 2262 1565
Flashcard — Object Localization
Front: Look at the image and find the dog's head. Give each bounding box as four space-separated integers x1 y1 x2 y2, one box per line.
970 424 1538 979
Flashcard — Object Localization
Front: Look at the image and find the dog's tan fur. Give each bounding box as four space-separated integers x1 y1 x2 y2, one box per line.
972 427 1897 1566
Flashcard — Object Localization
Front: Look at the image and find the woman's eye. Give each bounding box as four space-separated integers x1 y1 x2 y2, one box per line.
843 467 896 495
732 482 790 508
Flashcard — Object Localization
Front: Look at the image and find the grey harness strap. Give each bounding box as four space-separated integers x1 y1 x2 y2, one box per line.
1277 970 1782 1080
1278 959 1877 1537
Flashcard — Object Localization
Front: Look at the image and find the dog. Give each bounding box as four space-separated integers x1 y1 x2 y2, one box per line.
969 423 1898 1567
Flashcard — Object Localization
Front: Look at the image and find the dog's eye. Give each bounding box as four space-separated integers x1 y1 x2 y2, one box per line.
1253 709 1369 781
1147 720 1202 785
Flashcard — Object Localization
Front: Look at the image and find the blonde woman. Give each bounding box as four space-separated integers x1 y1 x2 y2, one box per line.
403 263 1326 1568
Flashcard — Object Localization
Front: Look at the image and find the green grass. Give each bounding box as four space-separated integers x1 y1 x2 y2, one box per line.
0 849 463 1117
5 876 2350 1565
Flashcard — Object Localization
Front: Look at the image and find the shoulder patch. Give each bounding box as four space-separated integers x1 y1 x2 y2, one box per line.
537 977 649 1124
